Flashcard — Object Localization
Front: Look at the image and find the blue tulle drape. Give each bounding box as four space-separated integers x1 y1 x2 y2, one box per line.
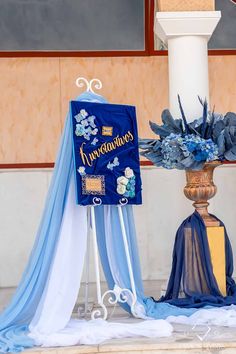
0 114 73 352
157 211 236 308
0 92 107 352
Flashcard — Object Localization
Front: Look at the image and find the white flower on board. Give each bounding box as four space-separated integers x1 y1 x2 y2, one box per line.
117 184 126 195
117 176 129 186
78 166 86 176
124 167 134 179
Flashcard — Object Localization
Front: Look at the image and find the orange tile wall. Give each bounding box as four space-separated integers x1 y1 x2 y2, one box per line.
0 55 235 164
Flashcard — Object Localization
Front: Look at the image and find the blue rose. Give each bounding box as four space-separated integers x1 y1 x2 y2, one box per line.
129 191 135 198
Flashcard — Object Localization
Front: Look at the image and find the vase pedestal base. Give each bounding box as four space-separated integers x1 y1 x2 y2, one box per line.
195 202 220 227
183 162 226 296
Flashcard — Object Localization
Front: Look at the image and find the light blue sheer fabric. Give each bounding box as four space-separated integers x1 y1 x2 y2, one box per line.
0 92 196 352
0 115 73 352
0 92 106 352
95 205 198 319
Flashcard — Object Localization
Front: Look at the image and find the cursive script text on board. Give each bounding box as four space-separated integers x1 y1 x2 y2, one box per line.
80 131 134 167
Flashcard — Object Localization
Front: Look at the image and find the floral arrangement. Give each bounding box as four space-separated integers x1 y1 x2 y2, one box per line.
139 97 236 170
117 167 136 198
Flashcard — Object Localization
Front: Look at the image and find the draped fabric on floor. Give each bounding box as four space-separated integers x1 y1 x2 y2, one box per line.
158 211 236 308
0 106 75 353
0 92 106 352
2 92 236 352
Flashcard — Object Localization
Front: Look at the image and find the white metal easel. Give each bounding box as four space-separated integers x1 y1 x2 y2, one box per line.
76 77 138 320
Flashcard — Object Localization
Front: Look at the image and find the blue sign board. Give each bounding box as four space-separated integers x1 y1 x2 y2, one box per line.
70 101 142 205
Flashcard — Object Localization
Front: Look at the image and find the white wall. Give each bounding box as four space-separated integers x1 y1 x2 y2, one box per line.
0 165 236 289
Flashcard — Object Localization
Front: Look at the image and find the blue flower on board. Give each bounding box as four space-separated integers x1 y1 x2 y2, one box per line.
87 115 96 128
91 128 98 136
81 119 89 127
91 137 99 146
74 109 88 123
107 157 119 170
74 109 98 141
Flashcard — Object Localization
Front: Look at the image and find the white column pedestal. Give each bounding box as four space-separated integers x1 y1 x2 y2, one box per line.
155 11 221 121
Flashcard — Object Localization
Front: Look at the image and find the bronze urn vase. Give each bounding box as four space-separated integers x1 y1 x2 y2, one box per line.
184 161 222 227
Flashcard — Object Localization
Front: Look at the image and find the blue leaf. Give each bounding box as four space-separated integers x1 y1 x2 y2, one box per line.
139 139 157 149
177 95 190 134
224 127 234 150
206 111 216 139
224 146 236 161
178 156 195 168
217 133 225 156
161 109 183 133
149 121 173 138
224 112 236 126
213 120 225 141
201 99 208 138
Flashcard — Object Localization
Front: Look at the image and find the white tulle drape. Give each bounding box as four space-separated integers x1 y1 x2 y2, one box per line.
29 179 88 334
29 319 173 347
167 305 236 327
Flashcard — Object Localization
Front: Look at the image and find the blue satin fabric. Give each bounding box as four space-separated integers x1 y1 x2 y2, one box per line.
157 211 236 308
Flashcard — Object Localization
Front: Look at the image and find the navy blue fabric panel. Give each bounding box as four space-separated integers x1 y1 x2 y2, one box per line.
156 211 236 308
70 101 142 205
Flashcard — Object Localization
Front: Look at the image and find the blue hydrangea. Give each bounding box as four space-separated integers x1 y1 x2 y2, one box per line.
75 124 86 137
160 133 218 170
184 135 218 163
161 133 190 169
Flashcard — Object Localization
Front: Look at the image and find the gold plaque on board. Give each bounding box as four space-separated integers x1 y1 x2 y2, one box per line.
82 175 105 195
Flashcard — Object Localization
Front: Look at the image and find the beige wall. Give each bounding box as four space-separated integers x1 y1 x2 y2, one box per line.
0 55 236 164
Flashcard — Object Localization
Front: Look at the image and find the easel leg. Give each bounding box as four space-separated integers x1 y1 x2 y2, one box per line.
90 206 107 319
117 205 138 316
84 208 91 318
89 203 139 320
